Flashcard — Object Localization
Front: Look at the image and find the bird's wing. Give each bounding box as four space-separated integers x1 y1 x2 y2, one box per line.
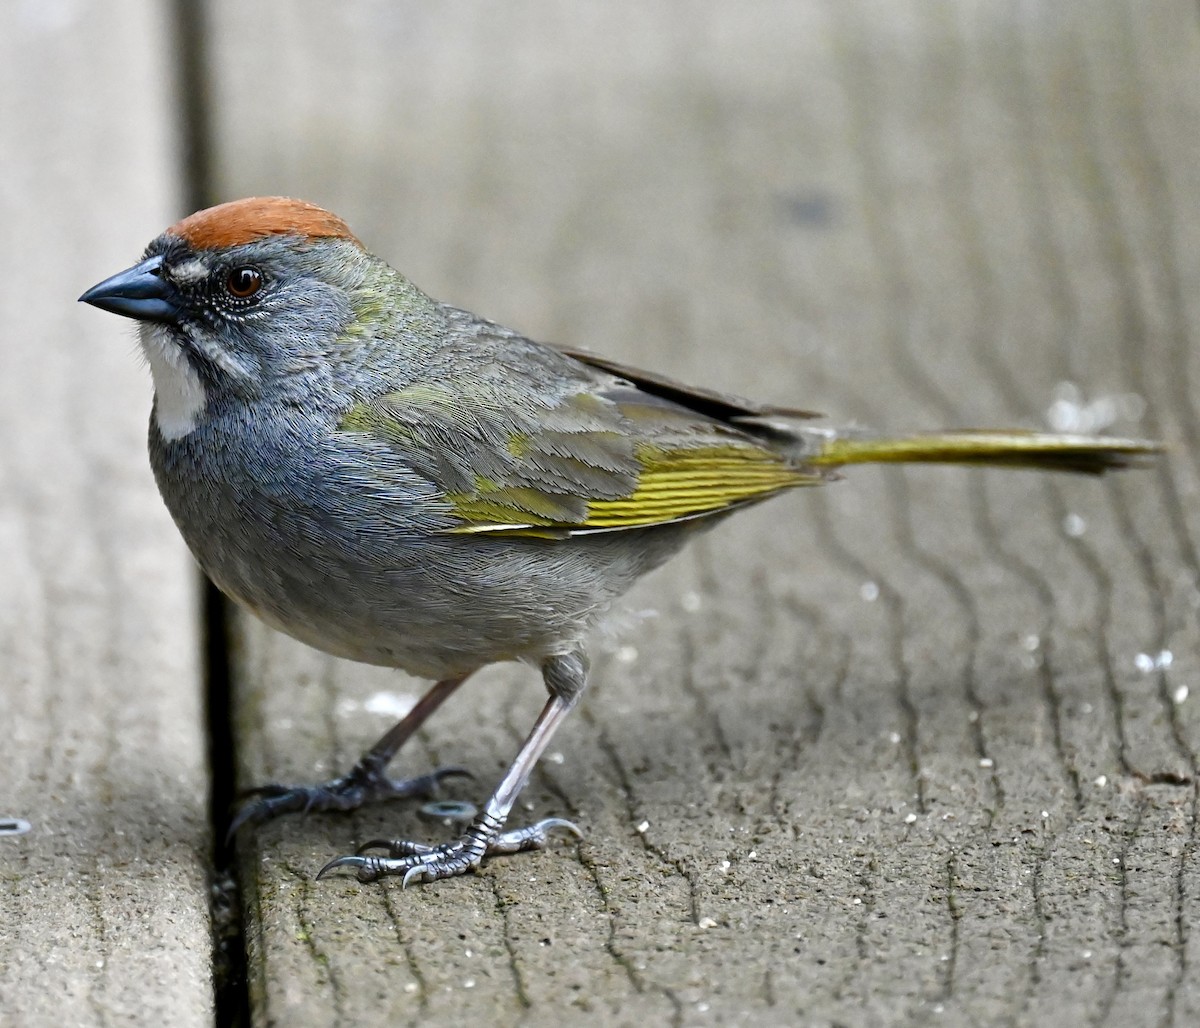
338 345 823 538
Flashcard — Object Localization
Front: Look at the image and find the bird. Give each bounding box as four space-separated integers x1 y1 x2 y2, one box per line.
80 196 1160 887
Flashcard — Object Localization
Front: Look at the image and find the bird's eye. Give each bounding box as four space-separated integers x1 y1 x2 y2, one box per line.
226 265 263 299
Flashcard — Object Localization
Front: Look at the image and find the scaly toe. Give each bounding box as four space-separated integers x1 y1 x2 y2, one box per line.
318 816 582 886
355 838 436 858
486 817 584 855
226 763 473 842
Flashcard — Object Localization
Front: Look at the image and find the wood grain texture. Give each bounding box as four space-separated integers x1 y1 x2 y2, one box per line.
206 1 1200 1023
0 3 213 1025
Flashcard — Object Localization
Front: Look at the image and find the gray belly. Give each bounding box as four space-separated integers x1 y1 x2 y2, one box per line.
149 421 694 678
191 515 691 679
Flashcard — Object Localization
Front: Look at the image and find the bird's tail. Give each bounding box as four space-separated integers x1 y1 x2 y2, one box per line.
806 430 1162 476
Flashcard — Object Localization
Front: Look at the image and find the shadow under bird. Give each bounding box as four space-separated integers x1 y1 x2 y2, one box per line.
80 197 1161 886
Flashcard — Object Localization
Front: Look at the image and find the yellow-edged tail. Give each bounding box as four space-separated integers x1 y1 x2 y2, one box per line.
809 430 1162 476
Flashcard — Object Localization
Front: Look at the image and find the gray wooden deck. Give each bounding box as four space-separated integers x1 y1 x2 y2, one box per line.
3 1 1200 1025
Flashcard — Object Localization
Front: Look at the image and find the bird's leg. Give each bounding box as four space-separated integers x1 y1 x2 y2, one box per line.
317 652 588 886
228 674 471 838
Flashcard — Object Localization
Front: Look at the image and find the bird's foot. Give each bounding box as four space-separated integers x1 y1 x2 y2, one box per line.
316 812 582 886
227 761 471 840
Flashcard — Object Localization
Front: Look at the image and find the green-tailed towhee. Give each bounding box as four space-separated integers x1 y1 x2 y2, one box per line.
80 197 1160 887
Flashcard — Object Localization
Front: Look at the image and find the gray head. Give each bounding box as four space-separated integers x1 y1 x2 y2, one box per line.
79 197 392 438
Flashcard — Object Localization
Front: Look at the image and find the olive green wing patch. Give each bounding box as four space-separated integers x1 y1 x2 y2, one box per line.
339 379 819 538
449 441 814 536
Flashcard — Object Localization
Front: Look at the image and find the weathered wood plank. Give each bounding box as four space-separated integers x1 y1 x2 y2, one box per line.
207 1 1199 1023
0 3 213 1025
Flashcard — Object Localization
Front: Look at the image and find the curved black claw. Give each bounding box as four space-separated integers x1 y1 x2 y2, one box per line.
316 816 583 886
227 764 471 842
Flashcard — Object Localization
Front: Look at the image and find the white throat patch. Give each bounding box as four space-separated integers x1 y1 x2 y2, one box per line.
139 323 207 440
